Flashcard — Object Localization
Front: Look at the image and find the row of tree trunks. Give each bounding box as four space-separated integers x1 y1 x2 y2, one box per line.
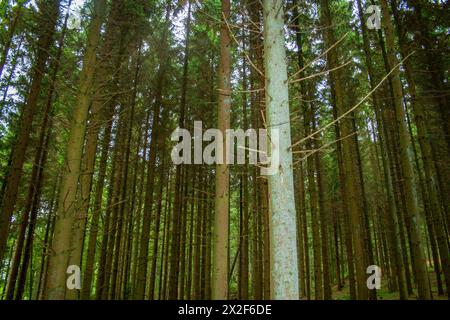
0 0 60 264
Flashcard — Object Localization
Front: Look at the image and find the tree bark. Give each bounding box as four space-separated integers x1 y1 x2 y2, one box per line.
263 0 299 300
44 0 106 299
212 0 231 300
380 0 431 299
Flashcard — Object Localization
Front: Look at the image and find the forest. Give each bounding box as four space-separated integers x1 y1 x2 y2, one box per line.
0 0 449 301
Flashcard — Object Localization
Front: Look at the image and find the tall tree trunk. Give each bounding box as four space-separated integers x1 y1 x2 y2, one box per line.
78 0 125 299
168 1 191 299
134 5 171 299
44 0 106 299
380 0 431 299
81 103 115 299
0 3 24 79
12 3 71 295
238 28 249 300
320 0 367 299
193 167 204 299
148 148 168 299
305 107 323 300
391 0 450 298
355 0 407 299
212 0 231 300
185 167 197 300
315 135 332 299
36 175 59 300
263 0 299 300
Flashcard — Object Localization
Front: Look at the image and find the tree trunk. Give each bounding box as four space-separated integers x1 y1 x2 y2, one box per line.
263 0 299 300
391 0 450 298
212 0 231 300
43 0 106 300
0 3 24 79
134 5 171 299
380 0 431 299
168 1 191 299
320 0 367 299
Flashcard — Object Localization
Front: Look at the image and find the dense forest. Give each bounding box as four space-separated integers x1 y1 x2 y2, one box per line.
0 0 448 301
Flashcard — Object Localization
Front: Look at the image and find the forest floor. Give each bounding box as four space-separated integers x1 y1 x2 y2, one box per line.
332 270 447 300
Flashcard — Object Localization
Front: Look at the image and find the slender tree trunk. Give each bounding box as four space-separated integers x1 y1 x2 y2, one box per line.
162 175 174 299
239 31 249 300
315 136 332 299
391 0 450 298
356 0 407 299
36 175 59 300
380 0 431 299
149 149 167 300
0 3 23 79
179 167 191 299
158 170 173 299
291 1 308 299
168 2 191 299
133 4 171 299
193 168 204 300
13 7 71 292
78 0 126 299
305 107 323 300
186 167 197 300
82 103 115 299
320 0 367 299
212 0 231 300
44 0 106 300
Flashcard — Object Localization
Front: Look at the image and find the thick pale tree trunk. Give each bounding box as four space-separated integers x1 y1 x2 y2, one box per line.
263 0 299 300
